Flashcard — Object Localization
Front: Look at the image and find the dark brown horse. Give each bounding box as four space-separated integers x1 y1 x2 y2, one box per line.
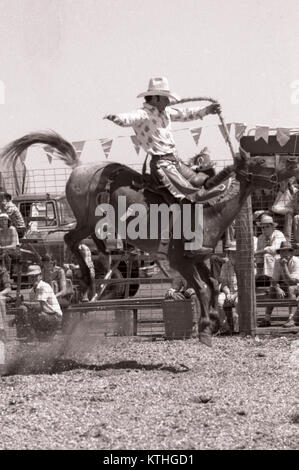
1 131 298 346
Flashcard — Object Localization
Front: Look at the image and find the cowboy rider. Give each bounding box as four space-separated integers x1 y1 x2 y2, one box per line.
104 77 234 255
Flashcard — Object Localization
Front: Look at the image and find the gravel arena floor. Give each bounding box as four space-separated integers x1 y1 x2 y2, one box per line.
0 322 298 450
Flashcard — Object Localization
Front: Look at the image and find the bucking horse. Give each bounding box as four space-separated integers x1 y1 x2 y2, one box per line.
1 131 298 346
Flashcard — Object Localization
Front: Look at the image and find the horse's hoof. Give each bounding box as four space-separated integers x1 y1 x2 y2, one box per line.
199 328 212 347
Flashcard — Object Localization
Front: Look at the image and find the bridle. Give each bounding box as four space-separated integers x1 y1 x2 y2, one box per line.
234 166 278 185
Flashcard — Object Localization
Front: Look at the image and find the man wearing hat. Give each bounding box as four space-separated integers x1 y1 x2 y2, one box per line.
254 214 286 280
104 77 235 255
15 264 62 341
104 77 234 201
260 241 299 327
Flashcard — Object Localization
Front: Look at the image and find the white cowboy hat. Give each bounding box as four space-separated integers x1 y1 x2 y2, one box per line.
0 213 9 219
137 77 180 102
27 264 42 276
257 214 278 227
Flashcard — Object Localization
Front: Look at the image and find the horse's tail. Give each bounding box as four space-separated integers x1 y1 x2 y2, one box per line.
0 130 79 170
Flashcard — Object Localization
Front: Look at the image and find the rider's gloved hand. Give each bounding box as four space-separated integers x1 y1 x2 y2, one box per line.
103 115 123 126
204 103 221 116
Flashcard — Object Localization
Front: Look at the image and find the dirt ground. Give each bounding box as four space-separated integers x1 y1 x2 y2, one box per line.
0 325 298 450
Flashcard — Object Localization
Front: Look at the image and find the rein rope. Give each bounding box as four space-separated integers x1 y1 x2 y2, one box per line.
172 96 236 161
172 96 279 186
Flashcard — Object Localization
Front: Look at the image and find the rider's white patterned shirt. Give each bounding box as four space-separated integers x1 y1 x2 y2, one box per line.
112 103 206 155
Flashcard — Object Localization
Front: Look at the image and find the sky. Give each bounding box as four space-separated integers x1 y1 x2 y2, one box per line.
0 0 299 173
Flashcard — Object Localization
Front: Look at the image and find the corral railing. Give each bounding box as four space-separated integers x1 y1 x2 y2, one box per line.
0 158 231 196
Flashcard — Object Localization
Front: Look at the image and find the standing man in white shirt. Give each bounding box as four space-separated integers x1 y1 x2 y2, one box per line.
254 214 286 280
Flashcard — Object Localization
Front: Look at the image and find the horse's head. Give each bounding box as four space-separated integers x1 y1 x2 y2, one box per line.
235 150 299 188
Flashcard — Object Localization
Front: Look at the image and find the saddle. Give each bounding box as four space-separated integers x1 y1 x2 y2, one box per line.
131 171 230 207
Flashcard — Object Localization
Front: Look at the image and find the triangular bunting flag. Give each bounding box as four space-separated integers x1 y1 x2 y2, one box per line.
276 128 291 147
130 135 141 155
218 123 232 142
234 123 247 141
99 138 113 159
43 145 61 164
72 140 85 158
190 127 202 145
254 126 269 143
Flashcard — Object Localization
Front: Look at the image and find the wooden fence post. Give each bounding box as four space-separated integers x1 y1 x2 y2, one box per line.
235 195 257 335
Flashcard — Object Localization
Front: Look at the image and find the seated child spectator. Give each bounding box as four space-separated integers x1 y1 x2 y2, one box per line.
259 241 299 327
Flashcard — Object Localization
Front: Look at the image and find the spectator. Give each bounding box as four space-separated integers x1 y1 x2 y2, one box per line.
218 241 239 334
0 213 19 250
284 188 299 244
1 193 26 238
253 210 268 237
65 244 96 302
0 213 19 272
78 243 96 301
259 241 299 327
41 254 71 310
15 264 62 341
0 264 12 340
254 214 285 281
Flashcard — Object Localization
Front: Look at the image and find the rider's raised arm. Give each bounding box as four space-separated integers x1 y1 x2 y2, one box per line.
168 106 206 122
168 103 221 122
104 109 147 127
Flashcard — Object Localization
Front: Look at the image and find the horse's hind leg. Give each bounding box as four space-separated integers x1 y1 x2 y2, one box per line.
64 225 92 288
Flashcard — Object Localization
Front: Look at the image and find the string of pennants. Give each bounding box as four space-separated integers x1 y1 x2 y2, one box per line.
46 123 295 162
